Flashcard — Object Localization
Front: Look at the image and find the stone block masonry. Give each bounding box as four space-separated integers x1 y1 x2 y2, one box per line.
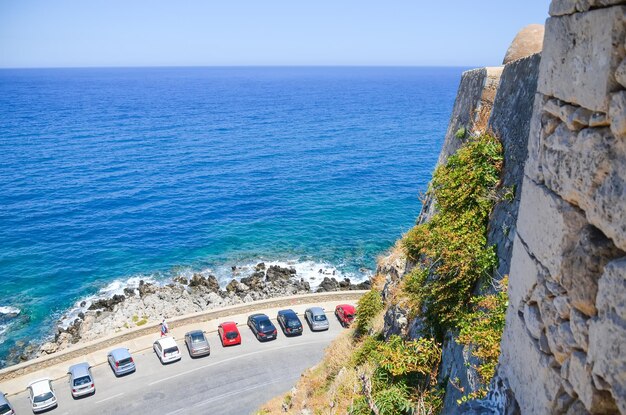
499 2 626 414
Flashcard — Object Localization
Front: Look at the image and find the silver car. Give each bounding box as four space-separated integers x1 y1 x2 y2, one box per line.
107 348 136 377
68 362 95 398
184 330 211 357
305 307 329 331
0 392 14 415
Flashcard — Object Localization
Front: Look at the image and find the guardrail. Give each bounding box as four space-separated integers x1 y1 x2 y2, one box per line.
0 290 366 383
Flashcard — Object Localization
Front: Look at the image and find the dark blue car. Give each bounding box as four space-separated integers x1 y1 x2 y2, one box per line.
277 309 303 336
247 313 278 341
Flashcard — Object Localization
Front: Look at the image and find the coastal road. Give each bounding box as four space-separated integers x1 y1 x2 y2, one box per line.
8 313 344 415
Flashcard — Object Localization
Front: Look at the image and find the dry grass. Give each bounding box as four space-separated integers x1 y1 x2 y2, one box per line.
256 308 389 414
256 317 385 415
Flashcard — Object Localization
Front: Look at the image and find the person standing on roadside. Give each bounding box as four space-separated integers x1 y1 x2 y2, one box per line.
160 318 169 337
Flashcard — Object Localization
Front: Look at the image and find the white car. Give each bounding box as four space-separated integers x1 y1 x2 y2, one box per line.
153 337 181 364
27 378 57 413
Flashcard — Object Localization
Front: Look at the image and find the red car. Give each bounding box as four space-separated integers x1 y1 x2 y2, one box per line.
218 321 241 346
335 304 356 327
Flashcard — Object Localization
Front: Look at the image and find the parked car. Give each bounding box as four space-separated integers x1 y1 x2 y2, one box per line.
68 362 95 398
305 307 329 331
335 304 356 327
0 392 14 415
218 322 241 346
153 337 182 364
247 313 277 341
184 330 211 357
277 309 303 336
107 348 136 376
27 378 57 413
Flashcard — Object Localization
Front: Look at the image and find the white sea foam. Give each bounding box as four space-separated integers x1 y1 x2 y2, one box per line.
0 306 22 344
59 275 159 329
58 258 372 329
0 306 21 316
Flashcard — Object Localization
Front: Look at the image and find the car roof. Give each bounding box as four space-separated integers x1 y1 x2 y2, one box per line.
156 337 178 348
27 379 51 395
0 392 8 405
220 321 238 330
109 348 131 359
309 307 325 315
278 309 297 317
68 362 90 377
338 304 356 312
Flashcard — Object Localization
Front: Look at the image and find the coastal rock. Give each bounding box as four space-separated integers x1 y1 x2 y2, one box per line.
88 294 125 312
265 265 296 282
316 277 339 292
138 280 157 298
188 274 220 292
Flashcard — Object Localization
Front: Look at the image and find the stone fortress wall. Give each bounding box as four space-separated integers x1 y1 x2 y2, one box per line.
498 1 626 414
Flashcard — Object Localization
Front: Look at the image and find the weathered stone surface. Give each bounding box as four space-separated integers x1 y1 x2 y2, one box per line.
549 0 591 16
589 112 610 127
616 58 626 88
546 321 577 364
560 225 622 316
524 93 548 182
500 307 564 414
538 6 626 112
524 303 544 339
588 258 626 414
487 53 542 283
541 126 626 252
502 24 545 64
516 177 588 278
568 351 618 413
570 308 590 351
609 91 626 139
508 233 547 307
553 295 571 319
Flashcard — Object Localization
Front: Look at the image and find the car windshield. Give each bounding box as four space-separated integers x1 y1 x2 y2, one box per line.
164 346 179 355
258 319 272 328
226 331 238 339
0 404 11 412
73 375 91 386
118 357 133 366
33 392 53 403
314 314 327 322
287 319 301 328
346 314 355 319
190 333 205 343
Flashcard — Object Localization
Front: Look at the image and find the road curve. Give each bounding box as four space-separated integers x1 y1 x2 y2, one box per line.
7 309 347 415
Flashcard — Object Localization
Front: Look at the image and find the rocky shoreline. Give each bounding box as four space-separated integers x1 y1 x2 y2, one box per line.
5 263 370 367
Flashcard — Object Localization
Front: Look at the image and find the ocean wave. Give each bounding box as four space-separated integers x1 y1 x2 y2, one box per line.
0 306 21 317
59 275 159 329
0 306 22 344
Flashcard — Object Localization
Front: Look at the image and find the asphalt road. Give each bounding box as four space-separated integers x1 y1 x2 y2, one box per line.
9 313 345 415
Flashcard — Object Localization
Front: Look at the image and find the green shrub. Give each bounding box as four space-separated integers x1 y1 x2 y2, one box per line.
402 134 502 335
355 289 383 336
455 126 466 139
457 277 509 397
375 335 441 377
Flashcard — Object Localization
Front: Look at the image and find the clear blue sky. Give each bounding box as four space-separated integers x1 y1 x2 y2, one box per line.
0 1 548 68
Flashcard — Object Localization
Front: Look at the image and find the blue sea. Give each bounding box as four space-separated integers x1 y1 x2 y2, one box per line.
0 66 462 365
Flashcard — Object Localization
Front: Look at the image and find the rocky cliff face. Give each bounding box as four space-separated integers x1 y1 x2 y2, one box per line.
379 37 543 413
498 2 626 414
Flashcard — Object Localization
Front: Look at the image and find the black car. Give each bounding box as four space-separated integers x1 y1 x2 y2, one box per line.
277 309 303 336
247 313 278 341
